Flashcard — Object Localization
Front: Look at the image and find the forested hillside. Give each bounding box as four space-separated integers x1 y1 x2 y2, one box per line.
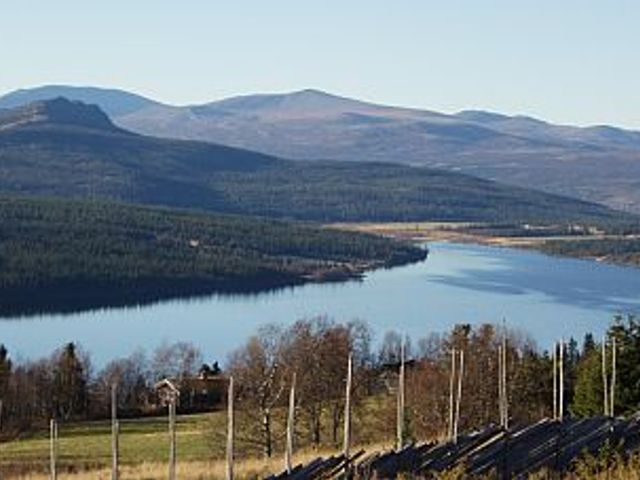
0 196 426 316
4 87 640 213
541 238 640 266
0 98 626 224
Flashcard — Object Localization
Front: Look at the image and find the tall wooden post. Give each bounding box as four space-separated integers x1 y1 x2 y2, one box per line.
552 343 558 420
559 340 564 422
344 354 353 461
448 348 456 440
169 399 177 480
111 383 119 480
50 418 58 480
602 337 609 416
226 376 235 480
498 345 503 427
610 336 617 417
454 350 464 444
397 342 405 451
285 373 296 474
0 399 4 432
502 335 508 429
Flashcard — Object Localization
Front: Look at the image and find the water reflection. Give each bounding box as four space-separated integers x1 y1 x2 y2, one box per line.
1 242 639 366
429 244 640 312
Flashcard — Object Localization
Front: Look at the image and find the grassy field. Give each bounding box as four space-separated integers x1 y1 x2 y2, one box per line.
0 413 224 476
0 397 398 479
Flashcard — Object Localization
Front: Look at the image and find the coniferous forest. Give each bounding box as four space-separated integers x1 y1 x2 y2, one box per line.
0 196 426 316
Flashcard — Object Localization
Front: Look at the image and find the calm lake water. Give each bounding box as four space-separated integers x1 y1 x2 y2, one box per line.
1 242 639 366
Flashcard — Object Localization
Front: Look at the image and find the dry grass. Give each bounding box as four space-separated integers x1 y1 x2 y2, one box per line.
4 446 381 480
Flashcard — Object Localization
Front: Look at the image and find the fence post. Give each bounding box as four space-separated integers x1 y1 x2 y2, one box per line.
498 345 504 427
50 418 58 480
559 340 564 422
448 348 456 441
552 342 558 420
227 376 235 480
397 342 405 451
558 338 564 422
502 334 508 429
454 350 464 444
169 399 177 480
602 337 609 416
111 383 119 480
344 354 353 468
610 336 616 417
285 373 296 474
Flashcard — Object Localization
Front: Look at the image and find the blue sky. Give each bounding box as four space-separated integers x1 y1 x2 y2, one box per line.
1 0 639 128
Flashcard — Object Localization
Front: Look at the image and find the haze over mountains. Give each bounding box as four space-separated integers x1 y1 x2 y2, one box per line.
2 85 640 213
0 97 619 224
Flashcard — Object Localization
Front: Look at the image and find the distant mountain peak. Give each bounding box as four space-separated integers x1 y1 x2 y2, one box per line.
0 85 160 117
0 97 121 132
199 88 421 122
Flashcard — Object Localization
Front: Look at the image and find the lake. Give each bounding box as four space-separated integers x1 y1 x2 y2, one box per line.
1 242 639 366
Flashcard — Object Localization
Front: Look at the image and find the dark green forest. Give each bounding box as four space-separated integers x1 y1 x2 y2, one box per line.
0 196 426 316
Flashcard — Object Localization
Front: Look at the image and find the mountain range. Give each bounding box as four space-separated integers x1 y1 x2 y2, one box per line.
2 85 640 212
0 97 619 224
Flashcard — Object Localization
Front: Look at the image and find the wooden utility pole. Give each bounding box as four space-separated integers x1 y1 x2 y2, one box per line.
559 340 564 422
552 343 558 420
227 376 235 480
610 336 617 417
111 383 119 480
498 343 508 429
397 342 405 451
448 348 456 440
168 399 177 480
50 418 58 480
602 337 609 416
502 335 508 429
498 345 502 427
344 354 353 462
454 350 464 444
285 373 296 474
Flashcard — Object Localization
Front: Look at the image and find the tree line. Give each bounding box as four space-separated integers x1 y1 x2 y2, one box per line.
0 340 206 436
227 314 640 457
1 315 638 453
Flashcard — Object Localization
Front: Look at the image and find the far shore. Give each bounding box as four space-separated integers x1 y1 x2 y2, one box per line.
328 221 640 268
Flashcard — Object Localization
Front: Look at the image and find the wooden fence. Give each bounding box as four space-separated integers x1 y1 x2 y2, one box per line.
267 414 640 479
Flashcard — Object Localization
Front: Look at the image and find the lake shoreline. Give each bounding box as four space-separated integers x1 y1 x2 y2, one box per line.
2 241 638 367
328 222 640 269
0 247 428 319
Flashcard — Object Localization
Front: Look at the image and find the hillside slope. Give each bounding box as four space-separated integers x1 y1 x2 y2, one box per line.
3 86 639 212
0 196 426 316
0 98 623 224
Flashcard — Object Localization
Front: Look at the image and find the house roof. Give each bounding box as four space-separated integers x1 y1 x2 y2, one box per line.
154 378 181 396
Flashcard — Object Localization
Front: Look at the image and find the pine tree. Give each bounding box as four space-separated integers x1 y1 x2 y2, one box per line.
53 343 88 419
571 348 603 417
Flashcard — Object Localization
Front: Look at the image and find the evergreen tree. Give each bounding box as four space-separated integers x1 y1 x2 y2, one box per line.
0 345 11 394
609 315 640 414
53 343 88 419
571 348 603 417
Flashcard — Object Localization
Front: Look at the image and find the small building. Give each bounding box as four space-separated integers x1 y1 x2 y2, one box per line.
154 378 181 407
154 372 227 412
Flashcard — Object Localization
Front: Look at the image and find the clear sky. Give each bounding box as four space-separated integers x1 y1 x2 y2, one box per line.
1 0 639 128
